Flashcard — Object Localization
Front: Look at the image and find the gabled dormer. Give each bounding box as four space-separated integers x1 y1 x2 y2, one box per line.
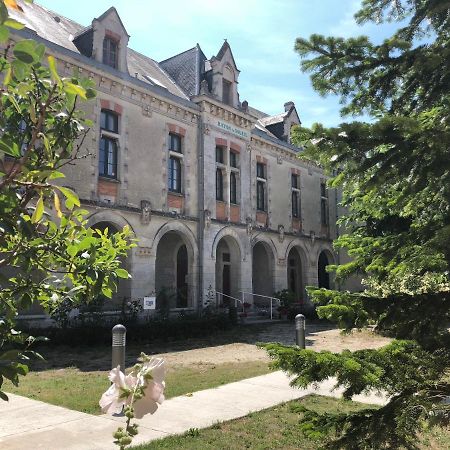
73 7 129 73
209 40 240 108
258 101 302 144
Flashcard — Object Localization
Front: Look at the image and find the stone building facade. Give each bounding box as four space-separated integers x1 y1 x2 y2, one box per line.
8 3 354 316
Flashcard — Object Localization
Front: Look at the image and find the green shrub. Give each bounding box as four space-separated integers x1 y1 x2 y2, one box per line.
20 313 235 347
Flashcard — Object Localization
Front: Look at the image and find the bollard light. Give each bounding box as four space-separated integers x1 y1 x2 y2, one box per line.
295 314 306 349
112 324 126 373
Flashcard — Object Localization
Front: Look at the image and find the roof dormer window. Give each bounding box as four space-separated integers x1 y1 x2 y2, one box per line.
222 79 232 105
103 36 118 68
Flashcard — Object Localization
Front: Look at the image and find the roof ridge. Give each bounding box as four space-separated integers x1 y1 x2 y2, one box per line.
159 46 198 64
29 1 86 30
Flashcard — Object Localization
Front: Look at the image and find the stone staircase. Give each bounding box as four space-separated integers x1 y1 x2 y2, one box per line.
239 305 281 324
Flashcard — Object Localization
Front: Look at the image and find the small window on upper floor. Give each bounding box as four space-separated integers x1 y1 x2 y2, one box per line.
103 37 118 69
100 109 119 133
169 133 182 153
216 146 224 164
256 162 266 179
222 79 232 106
99 109 119 179
230 151 238 168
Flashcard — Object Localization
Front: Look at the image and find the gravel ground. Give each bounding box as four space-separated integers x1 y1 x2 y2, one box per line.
33 322 391 371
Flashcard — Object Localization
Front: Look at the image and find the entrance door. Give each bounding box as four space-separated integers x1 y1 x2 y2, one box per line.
176 245 188 307
223 264 231 300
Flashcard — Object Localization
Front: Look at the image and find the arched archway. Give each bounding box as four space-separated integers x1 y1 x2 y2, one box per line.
155 231 194 309
287 246 306 301
215 235 241 303
318 250 335 289
252 241 275 297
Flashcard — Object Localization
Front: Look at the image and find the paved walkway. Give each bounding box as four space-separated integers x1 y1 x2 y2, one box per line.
0 371 387 450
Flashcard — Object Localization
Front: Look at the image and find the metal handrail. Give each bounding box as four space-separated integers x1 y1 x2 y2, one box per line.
215 291 243 309
240 291 280 320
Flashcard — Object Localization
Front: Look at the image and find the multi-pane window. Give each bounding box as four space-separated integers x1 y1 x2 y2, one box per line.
99 137 118 178
168 156 181 193
222 80 232 105
103 37 118 69
216 146 224 163
168 133 183 193
169 133 182 153
100 109 118 133
256 162 266 212
230 151 238 168
99 109 119 179
320 181 329 226
291 174 301 218
230 172 237 204
216 168 224 201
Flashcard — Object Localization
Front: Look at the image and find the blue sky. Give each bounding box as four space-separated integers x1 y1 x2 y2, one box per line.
37 0 401 127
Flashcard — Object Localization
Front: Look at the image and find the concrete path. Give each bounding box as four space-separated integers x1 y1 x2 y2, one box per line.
0 371 387 450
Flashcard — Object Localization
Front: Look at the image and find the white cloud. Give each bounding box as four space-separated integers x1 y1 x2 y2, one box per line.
329 0 368 37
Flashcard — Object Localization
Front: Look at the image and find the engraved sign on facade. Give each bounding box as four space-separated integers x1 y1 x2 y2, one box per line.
217 120 249 140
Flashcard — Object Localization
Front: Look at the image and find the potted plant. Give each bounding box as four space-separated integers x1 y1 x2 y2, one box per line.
274 289 296 320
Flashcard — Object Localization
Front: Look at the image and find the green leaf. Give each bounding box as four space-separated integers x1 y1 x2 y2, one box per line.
0 139 20 157
55 186 80 209
0 24 9 42
116 268 130 279
3 18 24 29
53 192 62 219
63 82 86 100
31 195 44 223
47 55 61 85
48 171 65 180
13 40 40 64
0 3 8 24
3 65 11 85
11 59 28 80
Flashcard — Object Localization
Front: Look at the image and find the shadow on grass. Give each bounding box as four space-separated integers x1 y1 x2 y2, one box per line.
28 321 334 372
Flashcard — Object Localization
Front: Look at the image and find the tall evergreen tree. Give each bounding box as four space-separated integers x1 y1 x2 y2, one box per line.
264 1 450 448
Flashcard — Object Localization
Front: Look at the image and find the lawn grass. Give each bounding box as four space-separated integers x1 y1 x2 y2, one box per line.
131 395 450 450
132 395 368 450
4 360 271 415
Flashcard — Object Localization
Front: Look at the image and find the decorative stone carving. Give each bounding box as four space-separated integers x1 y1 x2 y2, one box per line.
246 217 253 236
140 200 152 224
204 209 211 228
277 155 283 165
278 225 285 243
136 247 151 257
200 79 209 95
203 124 210 135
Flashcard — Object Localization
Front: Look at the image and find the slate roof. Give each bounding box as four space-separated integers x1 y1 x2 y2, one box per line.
8 1 300 153
259 112 289 127
7 1 188 99
160 45 207 98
